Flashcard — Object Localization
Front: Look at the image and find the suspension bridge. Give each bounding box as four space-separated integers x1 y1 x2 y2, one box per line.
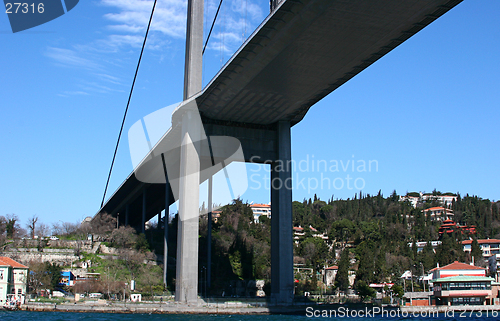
96 0 463 305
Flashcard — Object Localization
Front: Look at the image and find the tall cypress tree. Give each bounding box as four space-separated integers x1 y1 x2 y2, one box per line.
335 248 350 291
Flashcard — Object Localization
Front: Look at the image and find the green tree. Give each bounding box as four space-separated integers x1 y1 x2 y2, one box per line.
356 280 375 301
44 262 63 291
335 248 350 291
5 214 18 239
419 241 436 271
470 239 483 265
391 284 404 299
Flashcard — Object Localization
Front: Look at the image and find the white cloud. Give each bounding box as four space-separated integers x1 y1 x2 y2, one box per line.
45 47 102 70
46 0 268 97
100 0 187 39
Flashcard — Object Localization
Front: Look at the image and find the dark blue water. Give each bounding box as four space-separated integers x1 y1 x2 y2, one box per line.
0 311 498 320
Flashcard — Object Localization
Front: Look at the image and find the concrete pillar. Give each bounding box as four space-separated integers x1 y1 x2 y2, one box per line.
174 0 203 304
175 109 202 304
142 188 147 234
164 168 170 287
207 177 212 289
183 0 203 100
270 120 294 305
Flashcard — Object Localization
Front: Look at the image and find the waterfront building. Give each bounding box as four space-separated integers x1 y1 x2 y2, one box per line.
59 271 75 287
433 275 495 306
0 257 28 304
431 261 498 306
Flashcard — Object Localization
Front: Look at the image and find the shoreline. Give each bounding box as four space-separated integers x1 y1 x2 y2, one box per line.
16 302 500 315
20 302 311 315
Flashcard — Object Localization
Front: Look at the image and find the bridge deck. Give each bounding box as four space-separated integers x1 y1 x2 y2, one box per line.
98 0 463 223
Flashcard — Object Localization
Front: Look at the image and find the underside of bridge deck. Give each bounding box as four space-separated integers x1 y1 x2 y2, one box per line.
97 0 463 306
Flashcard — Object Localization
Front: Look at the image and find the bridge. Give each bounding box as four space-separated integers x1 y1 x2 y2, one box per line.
97 0 463 305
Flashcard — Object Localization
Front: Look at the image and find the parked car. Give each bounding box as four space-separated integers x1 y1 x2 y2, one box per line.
49 236 59 240
89 293 102 298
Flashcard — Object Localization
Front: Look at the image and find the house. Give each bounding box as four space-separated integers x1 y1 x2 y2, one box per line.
322 265 338 287
462 239 500 258
400 193 457 208
369 283 394 299
422 194 457 207
293 225 328 240
431 261 497 306
0 257 29 304
408 241 441 253
400 195 420 208
488 254 500 281
59 271 75 287
250 203 271 223
439 220 476 236
210 210 221 223
423 207 454 221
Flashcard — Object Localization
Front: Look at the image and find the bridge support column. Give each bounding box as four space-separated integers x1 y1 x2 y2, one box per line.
207 177 212 289
163 180 170 287
271 120 294 305
175 109 201 304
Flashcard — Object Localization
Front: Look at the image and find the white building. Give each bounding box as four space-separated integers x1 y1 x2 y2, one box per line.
463 239 500 258
323 265 338 286
0 257 28 304
250 203 271 223
422 194 457 207
400 193 458 208
423 207 454 221
408 241 442 253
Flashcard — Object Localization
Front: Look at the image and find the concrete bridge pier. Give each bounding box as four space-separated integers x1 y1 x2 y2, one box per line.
270 120 294 305
175 108 202 304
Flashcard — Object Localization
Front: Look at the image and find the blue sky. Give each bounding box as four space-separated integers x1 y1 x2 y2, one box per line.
1 0 499 228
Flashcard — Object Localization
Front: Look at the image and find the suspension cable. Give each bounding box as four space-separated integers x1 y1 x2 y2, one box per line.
202 0 224 54
100 0 158 208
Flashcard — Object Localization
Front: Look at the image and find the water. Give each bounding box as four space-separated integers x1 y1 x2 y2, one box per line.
0 311 499 320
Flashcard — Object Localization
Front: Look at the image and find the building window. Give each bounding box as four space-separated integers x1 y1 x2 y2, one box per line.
18 289 22 295
0 271 3 280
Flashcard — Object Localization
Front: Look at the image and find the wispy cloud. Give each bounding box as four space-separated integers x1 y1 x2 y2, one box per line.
45 47 103 70
46 0 267 97
101 0 187 41
58 91 90 97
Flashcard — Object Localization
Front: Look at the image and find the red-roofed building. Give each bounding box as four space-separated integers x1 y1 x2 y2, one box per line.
0 257 28 304
424 207 454 221
431 261 498 306
438 220 476 236
432 261 486 279
462 239 500 258
323 265 338 286
250 203 271 223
